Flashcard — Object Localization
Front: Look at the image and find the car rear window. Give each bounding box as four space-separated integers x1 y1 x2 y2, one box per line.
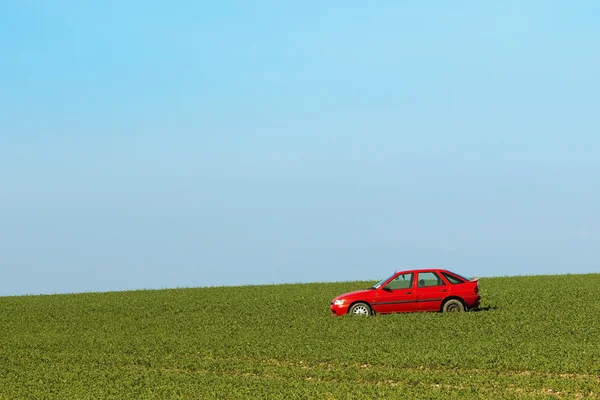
442 272 467 284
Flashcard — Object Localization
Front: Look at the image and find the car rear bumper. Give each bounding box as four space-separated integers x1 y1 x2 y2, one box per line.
470 295 481 309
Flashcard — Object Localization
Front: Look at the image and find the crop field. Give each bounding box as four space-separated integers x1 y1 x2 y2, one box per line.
1 274 600 399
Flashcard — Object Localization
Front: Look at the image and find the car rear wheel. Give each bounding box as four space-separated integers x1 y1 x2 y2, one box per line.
348 302 372 316
442 299 465 313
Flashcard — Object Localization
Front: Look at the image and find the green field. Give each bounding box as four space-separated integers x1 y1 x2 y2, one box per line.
1 274 599 399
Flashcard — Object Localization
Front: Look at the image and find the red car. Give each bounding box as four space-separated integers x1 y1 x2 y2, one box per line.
330 269 480 316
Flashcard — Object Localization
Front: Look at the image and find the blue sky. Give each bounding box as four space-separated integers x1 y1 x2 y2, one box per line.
1 1 599 296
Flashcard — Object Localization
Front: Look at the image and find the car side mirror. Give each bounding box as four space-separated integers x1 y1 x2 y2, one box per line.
382 285 392 292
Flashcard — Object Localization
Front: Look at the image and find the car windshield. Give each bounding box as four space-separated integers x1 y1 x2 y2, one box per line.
372 273 396 289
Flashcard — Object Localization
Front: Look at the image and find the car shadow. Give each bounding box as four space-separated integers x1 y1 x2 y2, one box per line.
471 305 498 312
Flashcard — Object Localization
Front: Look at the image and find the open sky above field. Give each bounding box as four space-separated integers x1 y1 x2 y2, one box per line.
1 1 599 296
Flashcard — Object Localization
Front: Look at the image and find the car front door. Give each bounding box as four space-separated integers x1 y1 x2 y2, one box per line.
373 273 417 314
416 271 448 311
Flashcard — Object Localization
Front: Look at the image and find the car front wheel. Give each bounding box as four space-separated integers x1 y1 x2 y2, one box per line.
442 299 465 312
348 302 372 316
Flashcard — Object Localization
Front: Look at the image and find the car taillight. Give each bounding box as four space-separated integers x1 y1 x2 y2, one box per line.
474 284 479 294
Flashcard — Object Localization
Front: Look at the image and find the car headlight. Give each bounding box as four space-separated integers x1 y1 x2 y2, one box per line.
333 299 345 306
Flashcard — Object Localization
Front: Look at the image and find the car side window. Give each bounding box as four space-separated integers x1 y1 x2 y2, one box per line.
417 272 444 287
441 272 465 284
387 273 413 290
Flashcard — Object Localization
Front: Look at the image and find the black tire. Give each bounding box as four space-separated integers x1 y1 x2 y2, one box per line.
442 299 465 313
348 302 372 316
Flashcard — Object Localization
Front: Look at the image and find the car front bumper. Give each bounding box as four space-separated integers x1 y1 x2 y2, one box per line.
330 303 349 316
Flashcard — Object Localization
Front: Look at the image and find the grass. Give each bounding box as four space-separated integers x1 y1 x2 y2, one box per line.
1 274 599 399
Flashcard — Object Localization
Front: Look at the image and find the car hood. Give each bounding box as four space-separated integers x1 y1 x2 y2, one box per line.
333 289 374 301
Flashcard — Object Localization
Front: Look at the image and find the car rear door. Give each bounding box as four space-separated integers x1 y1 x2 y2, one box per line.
415 271 448 311
373 272 417 313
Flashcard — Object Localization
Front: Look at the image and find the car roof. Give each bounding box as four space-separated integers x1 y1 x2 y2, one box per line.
396 268 449 274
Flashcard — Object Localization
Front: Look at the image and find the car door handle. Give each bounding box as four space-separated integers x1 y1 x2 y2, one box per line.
405 291 412 295
440 289 447 292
